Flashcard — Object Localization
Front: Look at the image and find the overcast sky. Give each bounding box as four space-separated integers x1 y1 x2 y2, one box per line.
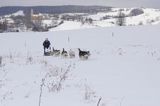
0 0 160 8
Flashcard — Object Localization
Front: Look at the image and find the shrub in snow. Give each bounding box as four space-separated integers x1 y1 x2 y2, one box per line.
155 17 160 21
84 84 96 102
101 15 112 20
139 21 143 25
40 60 48 66
9 53 13 59
26 56 33 64
43 65 72 92
146 19 154 24
0 56 2 66
150 19 155 23
129 8 144 16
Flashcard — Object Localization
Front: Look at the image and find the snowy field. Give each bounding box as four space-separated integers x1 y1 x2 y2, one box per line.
0 25 160 106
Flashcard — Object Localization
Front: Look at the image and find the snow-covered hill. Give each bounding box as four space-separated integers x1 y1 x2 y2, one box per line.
12 10 25 17
49 21 95 31
0 25 160 106
46 8 160 31
1 7 160 32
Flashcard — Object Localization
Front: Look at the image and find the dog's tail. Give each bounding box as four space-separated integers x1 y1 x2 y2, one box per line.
78 48 81 52
52 47 55 51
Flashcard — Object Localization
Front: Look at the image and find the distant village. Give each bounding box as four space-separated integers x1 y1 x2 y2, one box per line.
0 9 63 32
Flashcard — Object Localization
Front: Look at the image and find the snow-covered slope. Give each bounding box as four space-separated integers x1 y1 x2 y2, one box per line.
47 8 160 31
125 8 160 25
49 21 96 31
86 8 160 27
1 25 160 106
12 10 24 16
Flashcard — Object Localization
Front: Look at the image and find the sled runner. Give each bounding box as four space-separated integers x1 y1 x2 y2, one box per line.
44 52 51 56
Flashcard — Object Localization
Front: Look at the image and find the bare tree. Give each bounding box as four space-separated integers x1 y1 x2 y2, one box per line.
0 56 2 66
0 20 7 32
116 10 126 26
24 9 33 29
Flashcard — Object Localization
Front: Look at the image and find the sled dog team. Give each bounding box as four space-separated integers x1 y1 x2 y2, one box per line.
43 38 90 59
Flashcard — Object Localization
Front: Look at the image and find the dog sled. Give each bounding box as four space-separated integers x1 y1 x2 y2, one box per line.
44 51 51 56
43 48 52 56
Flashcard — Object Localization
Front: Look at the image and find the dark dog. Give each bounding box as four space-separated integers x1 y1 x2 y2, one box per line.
61 48 68 57
78 48 90 59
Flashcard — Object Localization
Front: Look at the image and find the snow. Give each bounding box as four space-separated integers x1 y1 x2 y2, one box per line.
49 21 95 31
22 8 160 32
48 8 160 31
12 10 24 16
2 8 160 32
126 8 160 25
1 25 160 106
86 8 160 27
